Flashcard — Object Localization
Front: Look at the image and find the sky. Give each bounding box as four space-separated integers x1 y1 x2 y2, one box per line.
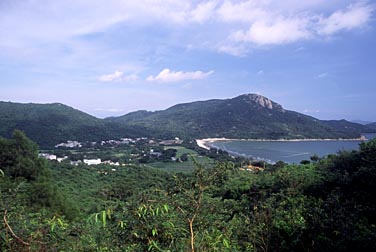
0 0 375 121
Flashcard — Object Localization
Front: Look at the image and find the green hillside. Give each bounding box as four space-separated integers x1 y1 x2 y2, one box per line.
1 94 370 148
0 102 145 147
367 122 376 130
109 94 364 139
322 119 375 136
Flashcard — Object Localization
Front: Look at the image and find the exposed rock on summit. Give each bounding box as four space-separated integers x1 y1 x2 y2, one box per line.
242 94 284 111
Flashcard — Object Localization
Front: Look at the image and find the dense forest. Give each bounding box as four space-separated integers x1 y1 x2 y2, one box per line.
1 131 375 251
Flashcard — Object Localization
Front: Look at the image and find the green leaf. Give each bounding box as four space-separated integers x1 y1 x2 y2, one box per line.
57 218 64 226
102 211 107 227
163 204 169 213
168 221 175 228
148 244 154 251
223 238 230 248
106 208 112 219
152 228 157 237
51 222 56 232
118 220 125 229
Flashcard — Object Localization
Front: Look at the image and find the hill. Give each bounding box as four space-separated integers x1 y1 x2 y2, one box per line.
1 94 371 147
0 101 145 148
321 119 375 136
108 94 366 140
367 122 376 130
351 120 373 125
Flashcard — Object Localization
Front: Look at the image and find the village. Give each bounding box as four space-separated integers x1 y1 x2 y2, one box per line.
39 136 189 167
38 136 268 174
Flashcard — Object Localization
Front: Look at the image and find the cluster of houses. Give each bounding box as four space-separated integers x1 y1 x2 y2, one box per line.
46 137 185 166
39 153 121 167
55 141 82 148
100 137 148 146
159 137 183 145
82 159 121 166
54 137 150 149
39 153 68 163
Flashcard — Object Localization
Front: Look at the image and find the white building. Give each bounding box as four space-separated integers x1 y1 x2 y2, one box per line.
70 160 82 166
83 159 102 165
103 160 120 166
39 153 57 160
57 156 68 163
55 141 82 148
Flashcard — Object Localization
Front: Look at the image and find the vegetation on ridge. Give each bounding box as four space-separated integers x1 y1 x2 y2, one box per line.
110 94 372 140
1 94 374 148
1 131 375 251
0 102 153 148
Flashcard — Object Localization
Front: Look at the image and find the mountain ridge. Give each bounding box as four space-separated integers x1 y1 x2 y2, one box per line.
0 101 148 147
108 94 373 140
1 94 374 147
367 122 376 130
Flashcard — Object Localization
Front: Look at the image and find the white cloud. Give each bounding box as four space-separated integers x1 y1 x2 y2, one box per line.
98 71 138 82
125 1 192 24
216 1 374 52
123 74 139 82
318 3 374 35
316 72 329 79
217 43 250 56
94 108 124 113
217 0 271 23
0 0 374 60
190 1 218 23
216 1 314 47
99 70 124 82
295 46 305 52
98 71 123 82
303 108 320 113
231 17 311 45
146 68 214 83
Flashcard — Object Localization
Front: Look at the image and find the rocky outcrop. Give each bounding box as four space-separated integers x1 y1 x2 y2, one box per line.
242 94 284 111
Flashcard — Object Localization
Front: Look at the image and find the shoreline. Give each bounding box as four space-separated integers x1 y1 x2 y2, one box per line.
196 136 366 150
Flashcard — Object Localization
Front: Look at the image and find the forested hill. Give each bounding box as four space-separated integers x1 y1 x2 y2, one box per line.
1 95 373 147
321 119 376 136
367 122 376 130
0 101 148 148
108 94 372 139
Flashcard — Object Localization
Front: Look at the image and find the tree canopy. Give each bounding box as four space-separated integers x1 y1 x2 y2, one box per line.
1 131 375 251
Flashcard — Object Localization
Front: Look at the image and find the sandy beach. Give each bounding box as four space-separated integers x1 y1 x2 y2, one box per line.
196 136 366 150
196 138 232 150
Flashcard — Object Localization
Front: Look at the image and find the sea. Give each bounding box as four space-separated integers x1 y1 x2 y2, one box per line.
209 133 376 164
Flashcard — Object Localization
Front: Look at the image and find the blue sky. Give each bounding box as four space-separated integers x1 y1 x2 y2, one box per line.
0 0 375 121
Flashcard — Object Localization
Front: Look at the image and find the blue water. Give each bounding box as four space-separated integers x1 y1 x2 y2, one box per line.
210 134 376 164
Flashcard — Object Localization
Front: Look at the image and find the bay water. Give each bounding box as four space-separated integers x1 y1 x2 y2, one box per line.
210 133 376 164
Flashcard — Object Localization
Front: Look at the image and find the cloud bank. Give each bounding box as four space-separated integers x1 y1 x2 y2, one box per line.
318 3 373 35
146 68 214 83
1 0 373 56
98 71 138 82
